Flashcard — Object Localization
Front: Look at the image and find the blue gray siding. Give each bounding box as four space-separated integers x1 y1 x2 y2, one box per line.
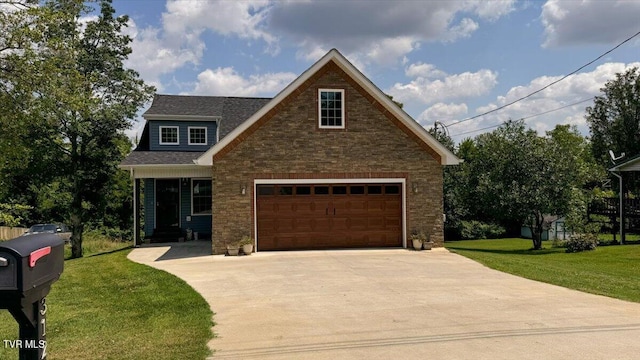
143 178 211 238
149 120 218 151
181 181 212 237
144 179 155 236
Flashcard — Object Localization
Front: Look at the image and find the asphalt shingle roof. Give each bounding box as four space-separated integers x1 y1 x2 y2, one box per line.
120 151 204 166
143 94 226 117
123 95 271 166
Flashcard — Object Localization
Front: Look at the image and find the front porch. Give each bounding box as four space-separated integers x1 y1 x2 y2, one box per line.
126 164 213 246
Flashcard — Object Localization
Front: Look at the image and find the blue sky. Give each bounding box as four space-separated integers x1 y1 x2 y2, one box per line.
111 0 640 143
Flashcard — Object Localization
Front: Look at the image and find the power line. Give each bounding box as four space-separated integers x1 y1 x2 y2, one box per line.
448 97 595 138
444 29 640 128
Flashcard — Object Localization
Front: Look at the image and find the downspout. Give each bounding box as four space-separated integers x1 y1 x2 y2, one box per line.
610 171 623 244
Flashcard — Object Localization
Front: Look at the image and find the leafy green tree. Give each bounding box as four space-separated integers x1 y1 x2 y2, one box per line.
470 121 595 249
0 0 154 257
0 203 32 227
587 67 640 169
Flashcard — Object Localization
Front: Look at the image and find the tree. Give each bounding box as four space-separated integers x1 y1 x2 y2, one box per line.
470 121 592 249
587 67 640 169
0 0 154 257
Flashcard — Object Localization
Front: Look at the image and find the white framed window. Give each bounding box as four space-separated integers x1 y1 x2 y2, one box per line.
192 179 212 215
318 89 345 129
159 126 179 145
188 126 207 145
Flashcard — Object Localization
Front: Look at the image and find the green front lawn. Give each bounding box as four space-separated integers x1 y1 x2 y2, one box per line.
445 238 640 303
0 248 213 359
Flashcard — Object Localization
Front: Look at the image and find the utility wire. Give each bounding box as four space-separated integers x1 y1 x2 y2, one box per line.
444 30 640 128
449 97 595 137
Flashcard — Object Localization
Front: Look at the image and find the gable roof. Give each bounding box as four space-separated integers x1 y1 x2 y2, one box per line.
195 49 460 166
122 95 271 165
142 95 271 141
143 94 225 118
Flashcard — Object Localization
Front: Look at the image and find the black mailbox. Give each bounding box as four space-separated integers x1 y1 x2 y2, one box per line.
0 234 64 360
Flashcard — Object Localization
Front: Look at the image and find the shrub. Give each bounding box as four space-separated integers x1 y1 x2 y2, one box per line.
459 220 506 240
565 233 598 253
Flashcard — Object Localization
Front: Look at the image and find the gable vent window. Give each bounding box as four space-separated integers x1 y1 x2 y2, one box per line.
189 127 207 145
159 126 179 145
319 89 345 129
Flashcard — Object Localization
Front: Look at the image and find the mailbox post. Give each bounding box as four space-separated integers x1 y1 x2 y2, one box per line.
0 234 64 360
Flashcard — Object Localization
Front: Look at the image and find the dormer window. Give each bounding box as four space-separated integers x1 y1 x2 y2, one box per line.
189 127 207 145
319 89 345 129
159 126 179 145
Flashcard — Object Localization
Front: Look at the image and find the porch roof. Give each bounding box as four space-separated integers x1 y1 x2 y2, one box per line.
120 151 205 166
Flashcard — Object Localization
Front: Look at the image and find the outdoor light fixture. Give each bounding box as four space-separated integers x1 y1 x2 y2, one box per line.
412 182 419 194
241 184 246 195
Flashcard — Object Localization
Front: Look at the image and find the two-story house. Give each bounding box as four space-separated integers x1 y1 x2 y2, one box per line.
120 95 269 242
120 49 460 254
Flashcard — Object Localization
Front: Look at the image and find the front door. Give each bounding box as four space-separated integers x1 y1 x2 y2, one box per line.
156 179 180 228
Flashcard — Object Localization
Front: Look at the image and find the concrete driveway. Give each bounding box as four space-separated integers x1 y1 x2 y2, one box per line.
128 243 640 359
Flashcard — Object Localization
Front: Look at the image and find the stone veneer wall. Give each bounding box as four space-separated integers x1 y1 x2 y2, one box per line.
211 62 444 254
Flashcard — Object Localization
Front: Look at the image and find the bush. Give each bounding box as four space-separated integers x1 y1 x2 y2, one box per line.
565 233 598 253
459 220 506 240
551 238 567 248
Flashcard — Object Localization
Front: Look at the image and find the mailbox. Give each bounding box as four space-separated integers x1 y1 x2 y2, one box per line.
0 234 64 360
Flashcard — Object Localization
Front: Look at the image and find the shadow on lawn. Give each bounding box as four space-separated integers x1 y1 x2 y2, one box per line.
446 246 560 256
65 245 133 261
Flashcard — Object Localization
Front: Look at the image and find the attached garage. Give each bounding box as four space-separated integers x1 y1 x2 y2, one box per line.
201 49 461 255
255 182 404 251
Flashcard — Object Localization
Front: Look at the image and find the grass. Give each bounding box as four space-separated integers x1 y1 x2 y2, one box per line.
445 238 640 303
0 242 213 359
597 233 640 242
64 232 133 259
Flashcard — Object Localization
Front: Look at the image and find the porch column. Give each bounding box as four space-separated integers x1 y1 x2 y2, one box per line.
621 173 626 245
134 178 141 246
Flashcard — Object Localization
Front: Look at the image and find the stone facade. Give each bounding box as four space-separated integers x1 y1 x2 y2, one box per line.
211 61 444 254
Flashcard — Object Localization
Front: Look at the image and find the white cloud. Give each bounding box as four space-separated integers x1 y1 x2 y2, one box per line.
443 18 479 42
388 66 498 105
453 62 640 140
473 0 517 21
269 0 515 66
418 102 468 126
124 19 203 91
162 0 276 46
191 67 296 96
405 63 448 79
542 0 640 47
366 37 418 66
123 1 278 91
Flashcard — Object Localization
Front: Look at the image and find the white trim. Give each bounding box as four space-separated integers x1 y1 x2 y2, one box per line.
131 169 137 246
118 165 211 179
159 126 180 145
252 178 407 253
153 178 156 230
188 126 208 145
318 88 345 129
191 178 212 216
196 49 460 166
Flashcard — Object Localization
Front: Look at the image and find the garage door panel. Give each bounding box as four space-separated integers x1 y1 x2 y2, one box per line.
257 183 403 250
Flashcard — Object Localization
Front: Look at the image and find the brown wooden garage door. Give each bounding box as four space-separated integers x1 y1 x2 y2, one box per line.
256 183 402 251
